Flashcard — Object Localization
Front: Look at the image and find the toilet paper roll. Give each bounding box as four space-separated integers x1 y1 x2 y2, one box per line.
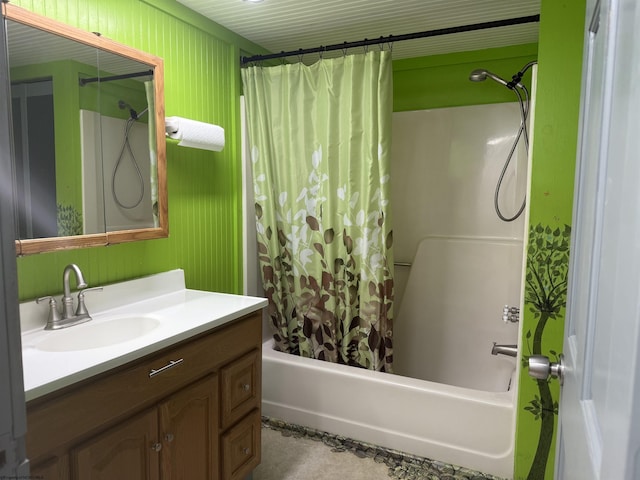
165 116 225 152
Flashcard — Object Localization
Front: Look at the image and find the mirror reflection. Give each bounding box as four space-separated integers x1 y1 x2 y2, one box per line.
7 19 157 240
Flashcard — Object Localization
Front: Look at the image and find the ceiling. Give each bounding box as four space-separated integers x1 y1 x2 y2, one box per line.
178 0 541 63
7 20 151 78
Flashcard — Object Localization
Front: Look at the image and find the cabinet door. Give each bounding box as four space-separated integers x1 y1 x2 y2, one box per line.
159 375 219 480
72 409 160 480
31 454 69 480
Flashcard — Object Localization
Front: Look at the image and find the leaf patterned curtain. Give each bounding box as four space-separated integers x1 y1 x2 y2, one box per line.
242 51 394 372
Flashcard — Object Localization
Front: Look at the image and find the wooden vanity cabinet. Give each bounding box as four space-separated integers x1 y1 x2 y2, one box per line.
27 312 262 480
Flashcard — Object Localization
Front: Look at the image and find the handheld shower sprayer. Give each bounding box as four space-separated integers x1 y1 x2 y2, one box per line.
118 99 138 120
117 99 148 120
468 69 522 89
468 61 537 222
113 99 147 210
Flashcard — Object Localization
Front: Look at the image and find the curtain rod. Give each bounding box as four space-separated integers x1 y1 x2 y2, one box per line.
241 15 540 65
79 69 154 87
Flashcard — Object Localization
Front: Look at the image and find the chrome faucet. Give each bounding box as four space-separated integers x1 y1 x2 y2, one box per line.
491 342 518 358
62 264 88 320
36 264 102 330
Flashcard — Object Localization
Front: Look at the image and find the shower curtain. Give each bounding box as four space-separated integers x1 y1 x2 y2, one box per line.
242 51 394 372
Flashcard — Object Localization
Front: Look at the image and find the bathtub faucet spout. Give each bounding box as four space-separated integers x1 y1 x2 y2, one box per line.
491 343 518 358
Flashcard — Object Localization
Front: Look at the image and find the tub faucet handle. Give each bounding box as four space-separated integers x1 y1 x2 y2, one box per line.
502 305 520 323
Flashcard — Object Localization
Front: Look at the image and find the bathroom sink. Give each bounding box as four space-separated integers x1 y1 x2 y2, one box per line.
35 315 161 352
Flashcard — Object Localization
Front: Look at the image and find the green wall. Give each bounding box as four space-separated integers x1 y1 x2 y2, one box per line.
12 0 267 300
393 44 537 110
514 1 586 479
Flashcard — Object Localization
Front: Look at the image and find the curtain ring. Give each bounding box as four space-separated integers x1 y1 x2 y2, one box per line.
297 49 304 64
378 37 385 51
318 47 324 60
363 40 369 54
342 42 348 57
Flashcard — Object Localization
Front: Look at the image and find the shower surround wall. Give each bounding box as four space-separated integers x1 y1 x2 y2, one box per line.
391 103 528 386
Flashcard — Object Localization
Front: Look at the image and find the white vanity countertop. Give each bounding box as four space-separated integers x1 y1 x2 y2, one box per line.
20 269 267 402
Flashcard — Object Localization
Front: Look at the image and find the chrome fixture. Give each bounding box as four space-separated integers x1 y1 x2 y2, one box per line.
468 61 537 222
468 69 512 88
62 264 87 319
36 264 102 330
491 342 518 358
393 261 412 267
502 305 520 323
528 354 565 385
114 99 147 210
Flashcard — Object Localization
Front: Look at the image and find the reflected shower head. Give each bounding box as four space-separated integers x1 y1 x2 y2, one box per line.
118 99 139 120
468 68 511 89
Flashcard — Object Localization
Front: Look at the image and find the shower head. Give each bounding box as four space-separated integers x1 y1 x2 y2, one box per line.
118 99 139 120
468 69 511 88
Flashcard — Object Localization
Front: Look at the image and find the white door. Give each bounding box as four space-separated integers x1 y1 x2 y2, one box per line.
550 0 640 478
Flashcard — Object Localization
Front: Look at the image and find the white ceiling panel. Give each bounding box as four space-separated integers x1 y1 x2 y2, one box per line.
178 0 540 62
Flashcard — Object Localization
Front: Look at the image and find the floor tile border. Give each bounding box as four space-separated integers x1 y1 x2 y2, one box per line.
262 416 504 480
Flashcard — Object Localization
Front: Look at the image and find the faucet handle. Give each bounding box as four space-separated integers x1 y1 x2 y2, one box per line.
502 304 520 323
76 286 103 316
37 296 62 330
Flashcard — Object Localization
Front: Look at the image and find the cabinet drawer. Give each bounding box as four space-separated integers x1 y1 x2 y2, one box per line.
27 313 261 463
221 409 261 480
220 350 260 429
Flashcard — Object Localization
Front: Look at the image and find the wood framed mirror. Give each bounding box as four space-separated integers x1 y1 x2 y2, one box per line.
3 4 167 255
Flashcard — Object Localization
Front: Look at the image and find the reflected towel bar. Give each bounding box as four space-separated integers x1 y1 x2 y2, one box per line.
394 262 412 267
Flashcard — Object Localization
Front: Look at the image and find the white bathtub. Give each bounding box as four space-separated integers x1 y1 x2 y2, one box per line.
262 338 516 479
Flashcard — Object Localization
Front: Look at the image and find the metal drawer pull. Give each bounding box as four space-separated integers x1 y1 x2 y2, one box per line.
241 383 251 392
151 442 162 452
242 447 251 455
149 358 184 378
